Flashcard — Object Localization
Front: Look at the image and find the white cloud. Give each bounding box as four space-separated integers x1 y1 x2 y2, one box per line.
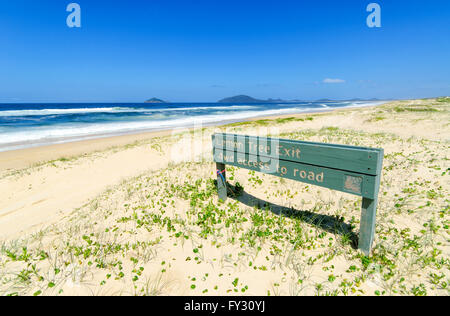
323 78 346 84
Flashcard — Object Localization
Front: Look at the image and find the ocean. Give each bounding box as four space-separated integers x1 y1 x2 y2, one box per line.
0 101 384 152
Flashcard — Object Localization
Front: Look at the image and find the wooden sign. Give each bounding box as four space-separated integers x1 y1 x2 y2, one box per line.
212 133 384 256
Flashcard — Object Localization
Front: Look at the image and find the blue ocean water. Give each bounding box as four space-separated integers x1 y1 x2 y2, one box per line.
0 101 383 152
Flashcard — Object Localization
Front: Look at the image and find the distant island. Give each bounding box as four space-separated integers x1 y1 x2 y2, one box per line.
218 95 287 103
145 98 167 104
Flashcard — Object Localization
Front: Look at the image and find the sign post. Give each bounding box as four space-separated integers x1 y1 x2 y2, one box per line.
212 133 384 256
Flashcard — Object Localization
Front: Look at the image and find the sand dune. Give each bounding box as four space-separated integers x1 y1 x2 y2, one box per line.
0 99 448 296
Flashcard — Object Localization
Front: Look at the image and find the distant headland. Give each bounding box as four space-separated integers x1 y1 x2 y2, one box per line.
144 98 167 104
218 95 382 103
218 95 286 103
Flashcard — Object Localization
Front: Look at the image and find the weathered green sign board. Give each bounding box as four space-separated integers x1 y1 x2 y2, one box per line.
212 133 384 256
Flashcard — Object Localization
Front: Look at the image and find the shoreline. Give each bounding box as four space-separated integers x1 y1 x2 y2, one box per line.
0 102 387 173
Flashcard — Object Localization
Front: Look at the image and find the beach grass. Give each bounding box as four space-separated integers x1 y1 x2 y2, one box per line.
0 98 448 296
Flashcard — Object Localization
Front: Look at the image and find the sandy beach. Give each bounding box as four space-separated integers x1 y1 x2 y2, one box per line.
0 98 448 296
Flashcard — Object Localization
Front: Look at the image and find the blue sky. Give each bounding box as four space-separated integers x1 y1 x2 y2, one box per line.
1 0 449 102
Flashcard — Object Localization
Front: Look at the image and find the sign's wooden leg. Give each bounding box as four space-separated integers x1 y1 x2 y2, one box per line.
359 197 377 256
216 163 227 202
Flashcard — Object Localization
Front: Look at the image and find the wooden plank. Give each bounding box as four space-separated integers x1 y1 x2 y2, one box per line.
213 148 378 199
212 133 383 176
